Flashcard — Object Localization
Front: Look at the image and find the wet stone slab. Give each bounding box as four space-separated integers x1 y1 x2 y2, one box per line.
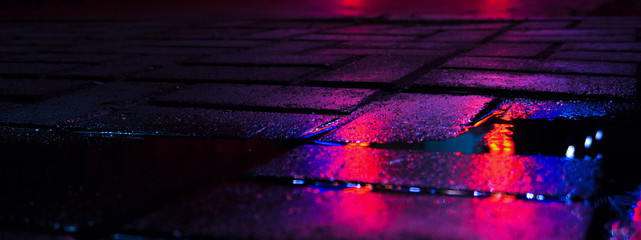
241 29 316 39
503 29 636 36
52 55 195 79
186 54 347 67
252 144 599 197
296 34 416 42
238 41 334 54
311 48 454 56
0 78 93 102
495 35 635 42
72 105 338 139
122 181 591 240
422 30 497 42
0 53 127 64
442 57 637 76
0 82 178 126
0 63 83 77
561 43 641 51
154 83 377 113
311 56 432 86
144 40 272 48
513 21 572 29
463 43 550 57
414 69 637 98
320 94 493 143
134 65 320 83
112 46 234 55
551 51 641 63
326 25 401 34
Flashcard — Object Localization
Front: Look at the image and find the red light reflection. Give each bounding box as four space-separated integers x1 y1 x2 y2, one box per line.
473 197 536 238
324 143 384 183
334 0 367 16
334 187 390 233
470 124 529 193
485 124 514 155
480 0 518 18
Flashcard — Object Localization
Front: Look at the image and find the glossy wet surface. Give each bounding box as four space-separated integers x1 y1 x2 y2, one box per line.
1 13 641 240
1 107 639 239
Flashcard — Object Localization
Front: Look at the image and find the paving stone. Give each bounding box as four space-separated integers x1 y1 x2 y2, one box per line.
551 51 641 62
155 84 376 113
312 56 431 85
414 69 637 98
134 65 320 83
1 39 77 46
337 41 472 50
514 21 572 29
89 28 169 39
144 39 272 48
504 29 636 36
0 82 178 126
561 43 641 51
576 19 641 29
141 28 264 39
423 30 497 42
242 29 315 39
186 54 346 67
497 99 636 120
0 45 51 54
47 40 146 53
321 94 493 143
254 144 598 197
384 23 508 30
431 23 510 29
443 57 637 76
327 25 398 34
364 27 437 36
0 78 92 101
3 31 91 40
113 46 236 55
243 21 348 29
73 105 337 139
202 20 256 28
338 41 401 48
123 181 591 240
0 53 127 64
496 35 635 42
397 42 475 50
0 63 82 77
239 41 334 54
311 48 454 56
52 55 192 79
464 43 550 57
296 34 416 41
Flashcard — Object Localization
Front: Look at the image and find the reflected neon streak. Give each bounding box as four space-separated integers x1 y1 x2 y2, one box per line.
486 124 515 155
471 124 527 193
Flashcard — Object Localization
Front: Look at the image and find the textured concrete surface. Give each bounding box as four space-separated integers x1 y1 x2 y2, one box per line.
320 94 493 143
0 15 639 240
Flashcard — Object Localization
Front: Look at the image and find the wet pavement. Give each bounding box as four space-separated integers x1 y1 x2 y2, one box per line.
2 1 641 239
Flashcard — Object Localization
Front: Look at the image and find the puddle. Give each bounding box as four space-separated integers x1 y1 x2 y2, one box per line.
1 99 638 239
